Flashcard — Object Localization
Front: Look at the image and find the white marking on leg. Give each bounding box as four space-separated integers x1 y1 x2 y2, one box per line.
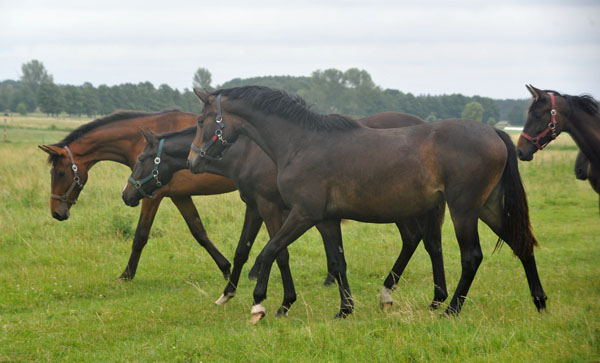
214 292 235 306
251 303 266 324
381 286 394 308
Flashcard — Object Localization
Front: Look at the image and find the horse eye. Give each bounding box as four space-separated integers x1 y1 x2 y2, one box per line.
58 171 66 177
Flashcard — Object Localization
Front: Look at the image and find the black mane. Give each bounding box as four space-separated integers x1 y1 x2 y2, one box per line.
211 86 360 131
47 108 181 164
543 90 599 116
55 108 181 148
158 125 197 139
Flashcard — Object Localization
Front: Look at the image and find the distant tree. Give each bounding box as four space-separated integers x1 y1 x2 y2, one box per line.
38 82 64 116
20 60 53 96
16 102 27 115
193 68 213 90
507 104 526 126
62 85 85 116
486 117 497 126
81 82 100 117
461 101 484 121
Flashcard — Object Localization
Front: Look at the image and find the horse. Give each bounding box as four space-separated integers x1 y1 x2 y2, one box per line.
518 85 600 168
574 151 600 212
38 109 236 280
121 112 447 316
187 86 546 323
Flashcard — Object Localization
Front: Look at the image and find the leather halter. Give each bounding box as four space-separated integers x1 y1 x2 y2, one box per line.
521 93 558 150
190 94 230 161
51 145 83 205
128 138 165 199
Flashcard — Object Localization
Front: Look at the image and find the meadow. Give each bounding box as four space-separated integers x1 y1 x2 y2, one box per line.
0 114 598 361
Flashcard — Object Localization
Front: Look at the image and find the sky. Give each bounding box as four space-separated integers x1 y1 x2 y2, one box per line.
1 0 599 99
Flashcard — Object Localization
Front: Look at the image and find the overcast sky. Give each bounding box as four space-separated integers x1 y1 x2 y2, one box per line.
1 0 599 99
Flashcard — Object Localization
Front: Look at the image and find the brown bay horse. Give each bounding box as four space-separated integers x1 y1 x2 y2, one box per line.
122 112 447 316
518 85 600 168
38 110 236 280
187 86 546 323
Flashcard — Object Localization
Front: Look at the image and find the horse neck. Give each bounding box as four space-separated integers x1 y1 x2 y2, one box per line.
566 109 600 168
236 110 316 166
69 126 141 169
161 133 195 172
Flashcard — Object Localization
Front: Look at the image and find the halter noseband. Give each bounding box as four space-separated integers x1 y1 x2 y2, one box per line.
190 94 230 161
128 138 165 199
520 93 558 150
51 145 84 205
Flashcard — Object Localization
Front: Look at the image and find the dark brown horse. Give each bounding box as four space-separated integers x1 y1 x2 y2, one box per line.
188 86 546 323
518 85 600 168
122 112 447 316
39 110 236 280
575 151 600 212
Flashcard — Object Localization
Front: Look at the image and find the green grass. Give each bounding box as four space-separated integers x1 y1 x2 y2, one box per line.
0 124 599 361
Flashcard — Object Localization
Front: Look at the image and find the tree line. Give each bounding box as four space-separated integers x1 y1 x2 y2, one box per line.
1 60 530 125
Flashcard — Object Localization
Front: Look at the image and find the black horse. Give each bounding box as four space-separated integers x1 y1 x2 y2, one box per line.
187 86 546 322
575 151 600 212
518 85 600 168
123 112 447 316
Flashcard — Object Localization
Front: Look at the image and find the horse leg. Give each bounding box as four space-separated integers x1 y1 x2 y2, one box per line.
445 213 482 316
380 220 422 310
315 220 354 318
479 189 547 311
251 209 314 323
215 204 263 306
171 196 231 279
422 204 448 309
119 196 162 280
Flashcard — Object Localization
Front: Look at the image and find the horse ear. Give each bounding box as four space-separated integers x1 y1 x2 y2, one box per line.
526 84 541 101
38 144 63 156
193 88 210 104
140 129 158 145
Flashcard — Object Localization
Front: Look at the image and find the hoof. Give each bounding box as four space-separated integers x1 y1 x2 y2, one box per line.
380 286 394 310
381 302 393 311
275 306 289 317
214 293 235 306
534 295 547 312
251 304 266 324
118 272 134 280
323 274 336 287
334 310 351 319
429 301 443 310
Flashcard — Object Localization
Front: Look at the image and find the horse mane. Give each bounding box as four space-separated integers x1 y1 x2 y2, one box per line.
47 108 181 164
543 90 599 116
211 86 360 131
157 125 197 139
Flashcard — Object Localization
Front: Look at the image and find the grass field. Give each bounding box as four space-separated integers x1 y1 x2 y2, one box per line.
0 115 598 361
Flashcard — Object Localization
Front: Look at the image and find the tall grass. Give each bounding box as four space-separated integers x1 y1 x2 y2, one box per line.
0 126 598 361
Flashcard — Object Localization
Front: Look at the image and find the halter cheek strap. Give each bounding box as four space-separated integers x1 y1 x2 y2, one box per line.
51 145 84 205
191 94 230 161
128 138 165 199
520 93 558 150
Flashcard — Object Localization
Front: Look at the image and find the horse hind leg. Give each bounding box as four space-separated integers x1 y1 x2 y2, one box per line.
479 187 547 312
445 213 482 316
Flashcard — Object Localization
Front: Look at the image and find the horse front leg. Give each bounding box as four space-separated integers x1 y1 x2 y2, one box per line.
119 196 162 280
251 209 314 324
215 204 263 305
171 196 231 279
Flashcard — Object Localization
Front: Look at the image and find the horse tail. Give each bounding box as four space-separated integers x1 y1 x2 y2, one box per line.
494 129 538 259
